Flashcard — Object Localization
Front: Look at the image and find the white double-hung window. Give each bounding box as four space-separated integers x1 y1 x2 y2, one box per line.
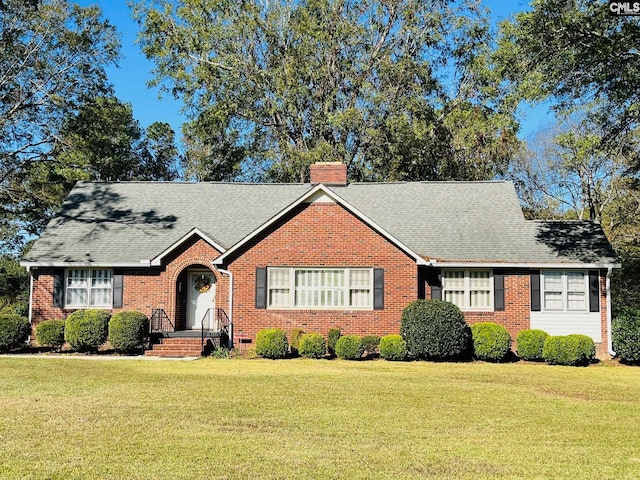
442 269 492 311
65 269 113 308
267 267 372 309
542 270 587 311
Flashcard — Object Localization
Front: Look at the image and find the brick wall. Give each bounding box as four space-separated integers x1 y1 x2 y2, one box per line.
29 236 226 332
226 201 417 340
426 269 610 357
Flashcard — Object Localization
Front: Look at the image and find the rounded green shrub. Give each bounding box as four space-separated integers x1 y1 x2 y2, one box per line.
612 307 640 363
298 333 326 359
289 328 305 356
108 311 149 353
516 329 549 361
327 327 341 356
0 314 30 352
471 322 512 362
35 320 66 351
255 328 288 359
379 334 407 361
64 310 110 352
542 334 596 366
335 334 364 360
361 335 381 356
400 299 471 360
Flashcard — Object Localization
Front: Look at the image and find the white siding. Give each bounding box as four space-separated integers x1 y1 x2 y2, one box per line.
530 312 601 342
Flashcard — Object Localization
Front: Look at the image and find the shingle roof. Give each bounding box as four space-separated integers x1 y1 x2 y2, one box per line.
23 180 618 266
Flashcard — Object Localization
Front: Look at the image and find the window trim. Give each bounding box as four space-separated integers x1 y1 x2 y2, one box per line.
64 268 113 309
441 269 494 311
540 269 589 312
266 267 374 310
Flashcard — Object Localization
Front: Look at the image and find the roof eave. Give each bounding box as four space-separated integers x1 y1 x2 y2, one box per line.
430 260 621 269
149 227 225 266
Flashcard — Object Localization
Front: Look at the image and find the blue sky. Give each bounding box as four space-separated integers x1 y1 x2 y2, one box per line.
81 0 551 142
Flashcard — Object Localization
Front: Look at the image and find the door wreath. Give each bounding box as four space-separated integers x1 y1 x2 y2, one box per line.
194 275 212 293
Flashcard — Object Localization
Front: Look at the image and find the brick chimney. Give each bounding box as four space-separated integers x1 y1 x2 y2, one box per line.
309 162 348 186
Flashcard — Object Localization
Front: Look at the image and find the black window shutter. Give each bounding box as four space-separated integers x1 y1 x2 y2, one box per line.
112 273 124 308
589 271 600 312
494 271 505 311
428 269 442 300
530 271 541 312
255 267 267 309
373 268 384 310
53 270 64 308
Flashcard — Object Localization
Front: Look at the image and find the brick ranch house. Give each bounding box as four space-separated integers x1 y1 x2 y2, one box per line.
21 162 619 357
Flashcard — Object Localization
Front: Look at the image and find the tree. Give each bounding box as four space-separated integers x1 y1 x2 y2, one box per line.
0 255 29 316
53 96 180 182
495 0 640 142
134 0 519 182
0 0 119 252
510 117 626 222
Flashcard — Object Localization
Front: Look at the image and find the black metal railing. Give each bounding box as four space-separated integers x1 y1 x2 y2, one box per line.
201 308 230 352
150 308 175 335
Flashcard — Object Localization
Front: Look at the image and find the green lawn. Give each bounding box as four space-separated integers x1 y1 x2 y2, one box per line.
0 357 638 480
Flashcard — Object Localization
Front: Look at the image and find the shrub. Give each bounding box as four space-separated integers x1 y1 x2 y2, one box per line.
379 334 407 361
108 311 149 353
361 335 381 356
35 320 66 351
64 310 110 352
0 314 30 352
327 328 341 356
400 299 471 360
612 307 640 363
335 334 364 360
471 322 512 362
542 334 596 366
516 329 549 361
289 328 305 356
255 328 288 359
298 333 326 359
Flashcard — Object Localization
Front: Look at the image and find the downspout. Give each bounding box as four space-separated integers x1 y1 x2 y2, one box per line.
213 266 233 349
606 266 614 357
26 266 33 343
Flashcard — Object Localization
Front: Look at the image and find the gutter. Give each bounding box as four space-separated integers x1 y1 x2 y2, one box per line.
607 266 615 357
212 266 233 349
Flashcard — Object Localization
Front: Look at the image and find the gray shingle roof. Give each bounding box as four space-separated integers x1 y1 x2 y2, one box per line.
23 180 618 266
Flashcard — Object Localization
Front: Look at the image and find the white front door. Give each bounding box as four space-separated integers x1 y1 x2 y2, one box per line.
187 271 216 330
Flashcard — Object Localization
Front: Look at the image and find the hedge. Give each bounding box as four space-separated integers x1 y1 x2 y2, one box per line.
542 334 596 366
64 310 110 352
400 299 471 360
0 314 30 352
108 311 149 353
255 328 288 359
298 333 326 359
612 307 640 363
471 322 511 362
35 320 66 351
379 334 407 361
516 329 549 361
335 334 364 360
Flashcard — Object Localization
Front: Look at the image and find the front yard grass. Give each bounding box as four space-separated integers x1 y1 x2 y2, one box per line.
0 357 638 479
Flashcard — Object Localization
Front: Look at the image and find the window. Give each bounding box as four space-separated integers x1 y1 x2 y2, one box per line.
65 269 113 308
267 267 372 309
442 269 492 311
542 270 587 312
